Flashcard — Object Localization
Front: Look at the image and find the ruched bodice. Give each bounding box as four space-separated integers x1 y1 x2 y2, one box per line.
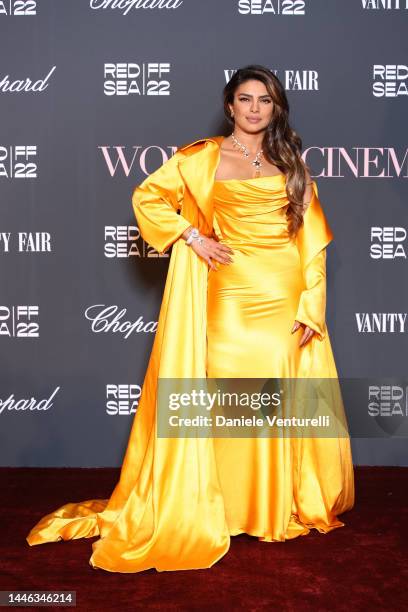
212 175 290 248
207 174 304 377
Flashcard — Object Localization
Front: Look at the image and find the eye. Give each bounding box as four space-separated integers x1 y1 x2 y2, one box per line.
262 99 272 103
239 97 249 101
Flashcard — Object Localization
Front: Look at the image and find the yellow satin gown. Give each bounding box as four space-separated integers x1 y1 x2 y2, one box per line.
207 174 354 540
26 161 355 572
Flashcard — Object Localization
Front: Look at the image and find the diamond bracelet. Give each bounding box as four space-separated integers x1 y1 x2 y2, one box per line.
185 227 205 247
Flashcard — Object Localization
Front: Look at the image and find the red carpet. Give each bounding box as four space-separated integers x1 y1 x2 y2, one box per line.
1 466 407 611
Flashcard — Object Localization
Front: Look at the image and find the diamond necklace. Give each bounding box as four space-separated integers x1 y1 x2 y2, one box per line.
231 132 264 177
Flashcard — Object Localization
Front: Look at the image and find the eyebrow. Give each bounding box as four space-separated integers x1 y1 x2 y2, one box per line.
238 93 272 98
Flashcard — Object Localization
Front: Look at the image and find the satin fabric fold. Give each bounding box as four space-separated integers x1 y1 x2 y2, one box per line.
26 136 354 573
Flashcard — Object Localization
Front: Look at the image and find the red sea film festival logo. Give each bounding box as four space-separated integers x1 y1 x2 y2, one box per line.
105 384 142 416
0 1 36 15
0 306 39 338
237 0 306 15
0 145 37 178
103 63 171 96
373 64 408 97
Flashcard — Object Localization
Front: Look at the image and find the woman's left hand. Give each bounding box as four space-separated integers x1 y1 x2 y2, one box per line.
291 320 315 347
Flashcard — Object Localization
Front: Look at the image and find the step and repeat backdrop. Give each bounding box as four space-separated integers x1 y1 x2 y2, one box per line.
1 0 407 466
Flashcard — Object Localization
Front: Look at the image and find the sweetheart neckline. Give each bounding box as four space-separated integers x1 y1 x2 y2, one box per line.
214 174 286 183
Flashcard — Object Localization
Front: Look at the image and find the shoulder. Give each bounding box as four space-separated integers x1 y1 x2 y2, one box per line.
142 136 220 180
175 136 223 158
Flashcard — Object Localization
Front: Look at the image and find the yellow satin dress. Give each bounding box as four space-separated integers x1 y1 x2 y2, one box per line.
208 175 354 540
26 170 355 572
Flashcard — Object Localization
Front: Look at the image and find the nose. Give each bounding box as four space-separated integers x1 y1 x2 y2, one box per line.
250 100 260 113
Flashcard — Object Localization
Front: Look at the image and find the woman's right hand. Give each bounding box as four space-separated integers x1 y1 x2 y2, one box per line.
183 230 234 271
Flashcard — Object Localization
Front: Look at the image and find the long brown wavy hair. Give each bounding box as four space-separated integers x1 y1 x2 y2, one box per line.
223 64 311 238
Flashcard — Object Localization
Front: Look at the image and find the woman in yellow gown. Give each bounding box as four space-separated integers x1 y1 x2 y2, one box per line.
26 65 355 572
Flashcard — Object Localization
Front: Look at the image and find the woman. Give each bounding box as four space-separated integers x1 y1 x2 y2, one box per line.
26 65 355 573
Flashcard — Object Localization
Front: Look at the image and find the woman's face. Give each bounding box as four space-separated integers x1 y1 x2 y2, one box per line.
228 79 274 133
